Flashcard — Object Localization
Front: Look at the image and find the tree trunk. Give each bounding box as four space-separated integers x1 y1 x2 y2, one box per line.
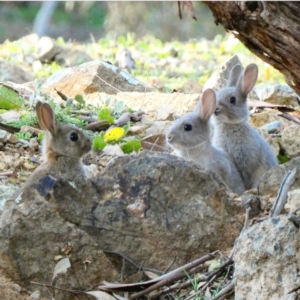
204 1 300 95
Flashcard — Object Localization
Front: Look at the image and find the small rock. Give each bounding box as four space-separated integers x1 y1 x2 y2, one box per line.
0 130 8 143
19 139 30 148
7 134 19 144
37 36 61 63
23 161 37 170
102 145 124 156
0 111 20 123
204 54 242 91
254 84 300 107
127 125 146 136
29 137 39 150
286 189 300 213
0 59 34 84
29 290 40 299
260 120 282 134
281 125 300 159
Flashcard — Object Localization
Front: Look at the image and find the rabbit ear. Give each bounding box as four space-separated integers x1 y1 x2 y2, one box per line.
36 102 57 134
199 88 216 121
227 64 243 87
239 63 258 94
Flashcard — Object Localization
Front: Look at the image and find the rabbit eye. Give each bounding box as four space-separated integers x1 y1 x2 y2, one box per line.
70 132 78 141
184 124 192 131
230 96 236 104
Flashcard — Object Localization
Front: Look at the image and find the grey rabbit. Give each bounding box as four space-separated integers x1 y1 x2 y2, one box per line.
212 63 278 190
167 88 245 195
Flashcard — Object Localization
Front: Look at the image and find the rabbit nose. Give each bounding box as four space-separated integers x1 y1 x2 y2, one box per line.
215 107 220 116
167 134 173 141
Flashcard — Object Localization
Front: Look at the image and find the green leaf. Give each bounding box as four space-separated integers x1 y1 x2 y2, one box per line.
278 154 290 164
38 133 44 141
113 101 126 115
93 135 107 151
123 121 132 135
74 94 85 105
121 139 141 154
98 108 114 124
0 85 25 109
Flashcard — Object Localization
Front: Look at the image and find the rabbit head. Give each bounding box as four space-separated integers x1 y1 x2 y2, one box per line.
167 89 216 152
214 63 258 124
36 102 92 162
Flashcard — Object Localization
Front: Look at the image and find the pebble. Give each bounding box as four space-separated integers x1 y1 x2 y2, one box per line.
29 137 39 150
0 130 8 143
260 121 282 134
7 133 19 144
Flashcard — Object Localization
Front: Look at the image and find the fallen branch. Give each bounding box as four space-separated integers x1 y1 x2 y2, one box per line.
270 168 297 218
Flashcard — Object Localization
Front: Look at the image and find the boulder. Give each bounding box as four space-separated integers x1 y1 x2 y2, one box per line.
0 177 117 299
281 125 300 159
254 84 300 107
0 151 243 297
0 60 34 84
203 54 242 91
234 215 300 300
40 61 153 98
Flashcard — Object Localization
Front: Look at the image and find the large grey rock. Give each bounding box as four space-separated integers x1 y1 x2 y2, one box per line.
234 215 299 300
41 61 153 98
281 125 300 159
0 177 117 299
0 151 243 297
258 157 300 197
254 84 300 107
203 54 242 91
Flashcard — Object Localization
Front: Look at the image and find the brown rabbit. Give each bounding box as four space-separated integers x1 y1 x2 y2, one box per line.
17 101 92 195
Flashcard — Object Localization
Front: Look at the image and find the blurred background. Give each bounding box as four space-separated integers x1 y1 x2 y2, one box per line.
0 1 225 43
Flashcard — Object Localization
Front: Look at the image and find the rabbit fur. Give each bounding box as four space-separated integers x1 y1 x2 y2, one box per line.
212 63 278 190
167 88 245 195
19 101 92 192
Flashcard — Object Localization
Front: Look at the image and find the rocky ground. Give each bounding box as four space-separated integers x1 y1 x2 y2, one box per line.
0 33 300 299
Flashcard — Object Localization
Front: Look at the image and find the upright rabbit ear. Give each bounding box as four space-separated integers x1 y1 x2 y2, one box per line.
239 63 258 95
36 102 57 134
227 64 243 87
199 88 216 121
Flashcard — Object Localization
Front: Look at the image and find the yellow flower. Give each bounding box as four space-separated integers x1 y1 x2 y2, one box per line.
104 127 125 142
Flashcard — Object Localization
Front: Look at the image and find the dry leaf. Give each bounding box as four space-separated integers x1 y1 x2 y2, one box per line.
52 257 71 281
85 291 116 300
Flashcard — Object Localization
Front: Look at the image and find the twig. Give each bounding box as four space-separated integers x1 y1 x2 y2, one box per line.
31 281 83 294
207 280 234 300
163 256 177 274
129 253 216 299
270 168 297 218
95 75 123 93
103 250 163 275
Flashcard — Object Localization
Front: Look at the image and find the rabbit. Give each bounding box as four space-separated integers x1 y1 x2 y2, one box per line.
212 63 278 190
166 88 245 195
18 101 92 194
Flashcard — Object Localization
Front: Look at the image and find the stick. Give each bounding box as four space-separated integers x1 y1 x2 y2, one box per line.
270 168 297 218
128 253 216 299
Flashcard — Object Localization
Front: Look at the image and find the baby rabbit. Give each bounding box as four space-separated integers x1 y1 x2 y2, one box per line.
213 63 278 190
20 101 92 192
167 89 245 195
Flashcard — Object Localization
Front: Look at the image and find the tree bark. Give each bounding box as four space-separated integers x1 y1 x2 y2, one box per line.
204 1 300 95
